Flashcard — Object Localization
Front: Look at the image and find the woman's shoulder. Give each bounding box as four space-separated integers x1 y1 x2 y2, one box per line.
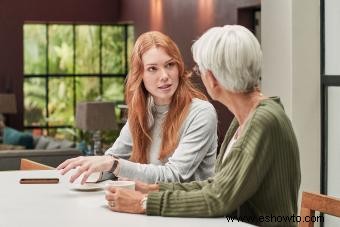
188 98 217 120
181 98 217 132
190 98 215 112
251 97 292 131
256 97 287 119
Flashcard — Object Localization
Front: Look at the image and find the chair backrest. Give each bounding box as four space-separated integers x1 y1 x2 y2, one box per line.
20 158 54 170
299 191 340 227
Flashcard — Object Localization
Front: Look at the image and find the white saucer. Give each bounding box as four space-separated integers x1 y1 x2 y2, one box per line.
69 181 107 191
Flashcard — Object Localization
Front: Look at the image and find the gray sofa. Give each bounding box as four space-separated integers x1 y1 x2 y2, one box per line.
0 148 82 171
0 126 84 170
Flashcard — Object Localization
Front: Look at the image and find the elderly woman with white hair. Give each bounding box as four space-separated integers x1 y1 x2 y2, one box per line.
104 25 301 226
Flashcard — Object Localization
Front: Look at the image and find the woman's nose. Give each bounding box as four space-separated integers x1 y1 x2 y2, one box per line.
159 68 169 81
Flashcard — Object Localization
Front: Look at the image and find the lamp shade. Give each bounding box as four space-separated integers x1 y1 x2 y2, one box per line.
0 94 17 114
76 102 118 131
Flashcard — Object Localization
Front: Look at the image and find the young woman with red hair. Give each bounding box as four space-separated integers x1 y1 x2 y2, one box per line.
58 31 218 184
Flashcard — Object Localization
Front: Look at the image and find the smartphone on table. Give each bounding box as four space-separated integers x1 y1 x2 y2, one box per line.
19 178 59 184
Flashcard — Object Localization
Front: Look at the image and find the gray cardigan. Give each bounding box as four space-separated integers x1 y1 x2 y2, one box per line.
105 98 218 183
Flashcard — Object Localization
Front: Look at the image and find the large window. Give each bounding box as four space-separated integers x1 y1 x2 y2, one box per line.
24 24 134 139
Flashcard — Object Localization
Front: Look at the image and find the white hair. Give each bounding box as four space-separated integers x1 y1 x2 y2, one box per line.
192 25 262 92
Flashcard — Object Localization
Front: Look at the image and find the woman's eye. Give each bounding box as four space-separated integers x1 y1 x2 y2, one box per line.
165 62 176 68
147 66 157 72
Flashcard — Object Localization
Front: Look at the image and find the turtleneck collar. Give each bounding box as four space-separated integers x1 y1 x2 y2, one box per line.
153 104 169 115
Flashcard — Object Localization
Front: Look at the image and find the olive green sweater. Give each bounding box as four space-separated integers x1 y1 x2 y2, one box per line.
146 97 301 227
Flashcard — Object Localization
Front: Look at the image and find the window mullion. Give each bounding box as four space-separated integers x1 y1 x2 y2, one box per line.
45 23 49 134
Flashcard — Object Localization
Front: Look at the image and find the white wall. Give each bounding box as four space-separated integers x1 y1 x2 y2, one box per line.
292 0 321 194
262 0 320 201
262 0 293 116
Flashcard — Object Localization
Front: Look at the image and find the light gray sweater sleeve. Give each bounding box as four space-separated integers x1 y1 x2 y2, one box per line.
118 101 218 183
105 122 132 159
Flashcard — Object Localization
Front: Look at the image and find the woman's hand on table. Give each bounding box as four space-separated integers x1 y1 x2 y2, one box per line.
105 187 146 214
57 156 114 184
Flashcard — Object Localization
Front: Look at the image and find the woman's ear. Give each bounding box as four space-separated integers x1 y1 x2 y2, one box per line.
205 71 224 99
206 71 219 89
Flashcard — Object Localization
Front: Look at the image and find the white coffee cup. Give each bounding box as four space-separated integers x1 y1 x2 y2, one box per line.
105 180 135 190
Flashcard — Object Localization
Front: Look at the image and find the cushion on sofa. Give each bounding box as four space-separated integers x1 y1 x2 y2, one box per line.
35 136 50 149
35 136 75 150
46 139 61 149
60 139 75 149
3 127 34 149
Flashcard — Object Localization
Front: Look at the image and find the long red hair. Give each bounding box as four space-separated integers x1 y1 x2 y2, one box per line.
125 31 206 164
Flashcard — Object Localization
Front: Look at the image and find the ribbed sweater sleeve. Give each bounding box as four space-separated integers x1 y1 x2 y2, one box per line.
146 98 301 227
158 178 212 191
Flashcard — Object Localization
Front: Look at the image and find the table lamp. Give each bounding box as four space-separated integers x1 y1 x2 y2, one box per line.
76 101 118 155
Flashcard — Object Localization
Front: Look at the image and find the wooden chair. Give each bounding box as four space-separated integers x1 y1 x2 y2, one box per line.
20 158 54 170
300 191 340 227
